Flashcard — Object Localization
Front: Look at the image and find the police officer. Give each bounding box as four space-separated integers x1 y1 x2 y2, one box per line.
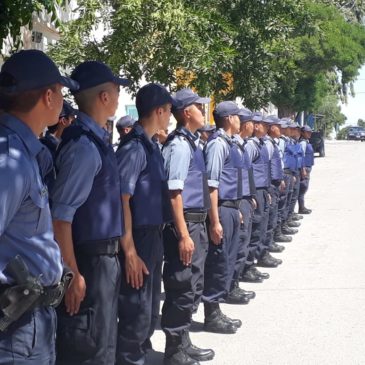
116 115 135 139
40 101 76 192
0 50 78 363
298 125 314 214
40 100 76 160
274 120 295 242
286 123 305 226
246 112 282 269
263 116 286 254
51 61 127 365
197 124 216 150
239 112 271 283
161 88 214 365
202 101 244 334
228 107 258 301
116 83 173 365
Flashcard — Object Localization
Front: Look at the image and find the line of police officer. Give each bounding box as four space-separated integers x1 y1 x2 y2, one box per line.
0 50 314 365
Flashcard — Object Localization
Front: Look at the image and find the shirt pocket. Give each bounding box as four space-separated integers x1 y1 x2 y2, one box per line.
29 182 50 233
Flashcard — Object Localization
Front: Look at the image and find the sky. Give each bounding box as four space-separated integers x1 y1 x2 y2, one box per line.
341 65 365 126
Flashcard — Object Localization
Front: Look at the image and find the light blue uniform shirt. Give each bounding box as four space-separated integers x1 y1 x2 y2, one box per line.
246 136 261 163
0 114 62 286
300 139 307 155
163 127 198 190
204 128 230 188
116 123 153 196
51 112 107 223
264 136 275 160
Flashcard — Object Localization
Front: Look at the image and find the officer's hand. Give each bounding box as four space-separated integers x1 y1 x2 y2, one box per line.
279 180 286 192
251 198 258 210
209 222 223 245
268 193 272 205
239 211 244 224
65 273 86 316
293 176 297 183
125 252 149 289
178 235 195 266
302 169 307 179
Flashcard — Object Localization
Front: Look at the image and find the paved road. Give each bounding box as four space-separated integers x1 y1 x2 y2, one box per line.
148 140 365 365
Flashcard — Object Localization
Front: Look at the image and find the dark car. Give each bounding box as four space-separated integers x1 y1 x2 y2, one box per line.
309 131 325 157
347 126 365 141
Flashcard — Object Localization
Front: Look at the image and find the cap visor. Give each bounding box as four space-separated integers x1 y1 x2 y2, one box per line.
60 76 79 91
195 96 211 104
114 76 131 87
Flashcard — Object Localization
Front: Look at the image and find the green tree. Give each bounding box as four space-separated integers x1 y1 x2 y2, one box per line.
314 93 347 136
357 118 365 127
271 1 365 117
49 0 307 102
337 126 351 139
0 0 67 53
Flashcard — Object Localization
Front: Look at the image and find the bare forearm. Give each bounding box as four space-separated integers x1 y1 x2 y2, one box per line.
120 194 137 256
169 190 189 239
208 188 219 224
53 220 79 275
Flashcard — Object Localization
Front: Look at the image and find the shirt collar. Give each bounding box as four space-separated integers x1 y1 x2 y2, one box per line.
178 126 198 141
0 113 43 157
77 111 109 142
134 122 155 146
233 134 243 144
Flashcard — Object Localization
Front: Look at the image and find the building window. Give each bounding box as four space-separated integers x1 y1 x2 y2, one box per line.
32 31 43 43
125 105 138 120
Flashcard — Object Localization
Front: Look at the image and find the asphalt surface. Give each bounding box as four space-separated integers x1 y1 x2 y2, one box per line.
147 140 365 365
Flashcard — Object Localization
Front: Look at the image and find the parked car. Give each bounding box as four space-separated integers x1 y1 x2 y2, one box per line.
310 131 325 157
347 126 365 141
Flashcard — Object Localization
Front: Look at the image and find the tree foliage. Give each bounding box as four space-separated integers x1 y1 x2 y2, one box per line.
40 0 365 121
0 0 67 52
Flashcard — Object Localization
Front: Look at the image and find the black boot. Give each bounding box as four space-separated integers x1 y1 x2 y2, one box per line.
282 224 298 235
164 334 199 365
218 310 242 328
256 252 282 268
268 242 285 253
182 330 215 362
298 207 312 214
291 213 303 220
274 225 292 242
274 233 292 243
204 303 237 334
229 280 255 301
287 220 301 228
240 266 263 283
251 266 270 280
226 284 250 304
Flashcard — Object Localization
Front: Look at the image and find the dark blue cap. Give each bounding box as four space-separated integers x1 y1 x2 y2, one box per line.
136 83 175 117
263 115 281 125
71 61 130 93
0 50 79 94
198 124 216 132
214 101 241 117
59 101 76 118
239 107 253 122
116 115 135 128
252 111 264 122
288 122 301 129
280 118 292 128
172 88 210 110
301 125 313 132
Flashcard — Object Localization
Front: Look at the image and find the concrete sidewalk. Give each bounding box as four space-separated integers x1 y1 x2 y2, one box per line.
148 140 365 365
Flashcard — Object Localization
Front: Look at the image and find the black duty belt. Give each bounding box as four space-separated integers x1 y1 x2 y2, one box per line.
75 238 120 256
218 200 241 209
284 168 294 175
184 212 207 223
